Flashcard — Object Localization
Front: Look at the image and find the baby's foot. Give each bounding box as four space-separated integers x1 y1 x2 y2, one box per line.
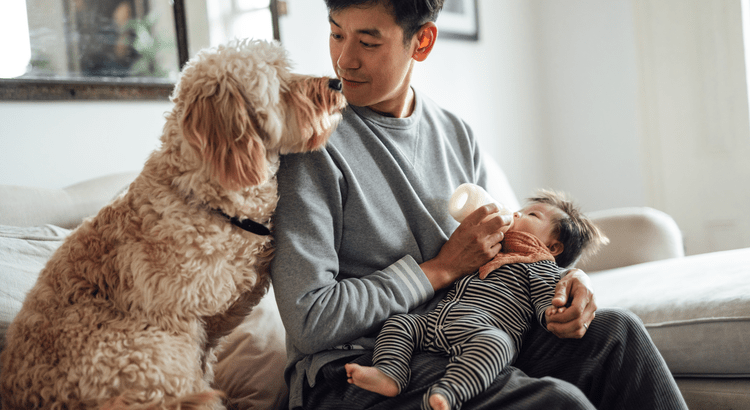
429 392 451 410
345 363 400 397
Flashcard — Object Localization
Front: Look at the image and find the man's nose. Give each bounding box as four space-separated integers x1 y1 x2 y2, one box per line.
337 41 359 70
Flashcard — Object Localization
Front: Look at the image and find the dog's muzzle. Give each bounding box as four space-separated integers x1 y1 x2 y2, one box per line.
328 78 343 92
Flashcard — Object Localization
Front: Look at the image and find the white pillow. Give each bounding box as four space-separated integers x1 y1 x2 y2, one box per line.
214 286 289 410
0 224 70 350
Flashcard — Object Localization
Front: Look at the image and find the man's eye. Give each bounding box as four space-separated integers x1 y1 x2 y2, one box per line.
361 41 379 48
331 32 342 40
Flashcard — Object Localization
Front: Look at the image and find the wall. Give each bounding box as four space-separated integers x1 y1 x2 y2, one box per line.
279 0 648 214
530 0 750 254
633 0 750 255
534 0 645 211
0 101 169 189
2 0 749 255
415 1 547 203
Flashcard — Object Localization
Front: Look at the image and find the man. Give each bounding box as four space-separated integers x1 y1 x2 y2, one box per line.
270 1 688 409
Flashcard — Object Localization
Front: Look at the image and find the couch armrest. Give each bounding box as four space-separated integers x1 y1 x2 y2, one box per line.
0 171 139 229
575 207 685 273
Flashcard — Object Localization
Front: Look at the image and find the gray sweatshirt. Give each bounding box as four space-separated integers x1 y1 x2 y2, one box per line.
270 90 488 408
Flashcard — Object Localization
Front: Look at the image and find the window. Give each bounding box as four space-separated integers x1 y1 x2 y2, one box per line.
205 0 280 48
0 0 282 100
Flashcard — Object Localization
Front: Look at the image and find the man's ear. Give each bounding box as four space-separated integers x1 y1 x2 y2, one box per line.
412 22 437 62
548 241 564 257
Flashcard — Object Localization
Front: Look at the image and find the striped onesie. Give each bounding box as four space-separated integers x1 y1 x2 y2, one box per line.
372 232 560 410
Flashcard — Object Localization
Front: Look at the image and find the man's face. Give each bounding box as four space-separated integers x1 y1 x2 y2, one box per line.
328 3 416 116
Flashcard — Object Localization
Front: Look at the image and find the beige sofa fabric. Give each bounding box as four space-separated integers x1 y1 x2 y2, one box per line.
591 247 750 376
482 151 521 212
0 172 138 229
0 225 69 350
213 287 289 409
676 378 750 409
580 207 685 272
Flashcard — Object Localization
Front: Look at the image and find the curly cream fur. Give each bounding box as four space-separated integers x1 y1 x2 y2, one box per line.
0 39 346 409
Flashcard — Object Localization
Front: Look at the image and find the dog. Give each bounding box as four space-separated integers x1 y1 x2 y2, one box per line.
0 39 346 409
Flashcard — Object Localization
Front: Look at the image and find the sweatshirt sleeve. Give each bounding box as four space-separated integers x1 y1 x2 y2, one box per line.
270 149 435 355
528 261 562 329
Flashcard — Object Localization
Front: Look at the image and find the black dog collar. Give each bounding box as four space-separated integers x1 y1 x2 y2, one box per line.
216 210 271 236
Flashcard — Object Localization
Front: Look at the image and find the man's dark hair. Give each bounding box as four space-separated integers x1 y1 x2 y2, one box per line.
324 0 444 44
527 190 609 268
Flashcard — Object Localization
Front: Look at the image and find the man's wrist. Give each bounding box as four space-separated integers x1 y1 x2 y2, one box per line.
419 258 452 291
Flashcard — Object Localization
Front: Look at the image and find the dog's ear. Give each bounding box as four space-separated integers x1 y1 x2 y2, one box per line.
181 75 267 190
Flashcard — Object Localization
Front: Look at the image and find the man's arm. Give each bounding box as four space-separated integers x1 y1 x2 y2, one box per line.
270 150 435 355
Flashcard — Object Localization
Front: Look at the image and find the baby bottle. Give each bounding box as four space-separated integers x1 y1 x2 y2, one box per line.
449 183 513 223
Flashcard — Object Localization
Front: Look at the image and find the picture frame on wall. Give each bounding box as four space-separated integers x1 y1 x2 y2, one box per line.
438 0 479 41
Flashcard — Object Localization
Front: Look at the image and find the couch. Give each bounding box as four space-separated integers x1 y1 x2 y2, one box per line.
1 156 748 409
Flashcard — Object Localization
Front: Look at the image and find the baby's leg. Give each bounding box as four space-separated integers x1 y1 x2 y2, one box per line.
425 328 516 410
345 363 400 397
356 313 429 396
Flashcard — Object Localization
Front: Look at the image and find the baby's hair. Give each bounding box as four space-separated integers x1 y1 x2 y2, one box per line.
526 190 609 268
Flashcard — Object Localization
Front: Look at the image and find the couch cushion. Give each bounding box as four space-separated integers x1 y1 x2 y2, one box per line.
579 207 685 272
0 224 70 350
675 378 750 410
591 247 750 377
0 171 137 229
214 287 289 410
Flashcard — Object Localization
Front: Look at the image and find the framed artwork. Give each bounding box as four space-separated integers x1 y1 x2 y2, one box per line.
438 0 479 41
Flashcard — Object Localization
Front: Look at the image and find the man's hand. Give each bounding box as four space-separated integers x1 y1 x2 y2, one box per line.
420 204 512 291
545 269 597 339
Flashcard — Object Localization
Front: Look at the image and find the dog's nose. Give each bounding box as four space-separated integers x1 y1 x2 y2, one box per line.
328 78 342 91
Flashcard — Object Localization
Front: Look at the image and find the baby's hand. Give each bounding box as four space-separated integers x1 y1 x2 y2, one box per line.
546 305 566 318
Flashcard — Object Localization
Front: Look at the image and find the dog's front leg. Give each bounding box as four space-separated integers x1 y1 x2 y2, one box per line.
200 287 266 373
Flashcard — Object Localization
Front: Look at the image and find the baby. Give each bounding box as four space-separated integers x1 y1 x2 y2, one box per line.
345 190 608 410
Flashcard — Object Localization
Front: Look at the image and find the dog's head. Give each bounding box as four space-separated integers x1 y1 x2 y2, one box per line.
171 39 346 191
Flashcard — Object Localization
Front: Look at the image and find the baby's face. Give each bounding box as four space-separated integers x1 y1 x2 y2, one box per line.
508 203 562 247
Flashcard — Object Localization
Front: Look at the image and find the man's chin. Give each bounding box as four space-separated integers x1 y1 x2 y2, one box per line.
341 90 370 107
